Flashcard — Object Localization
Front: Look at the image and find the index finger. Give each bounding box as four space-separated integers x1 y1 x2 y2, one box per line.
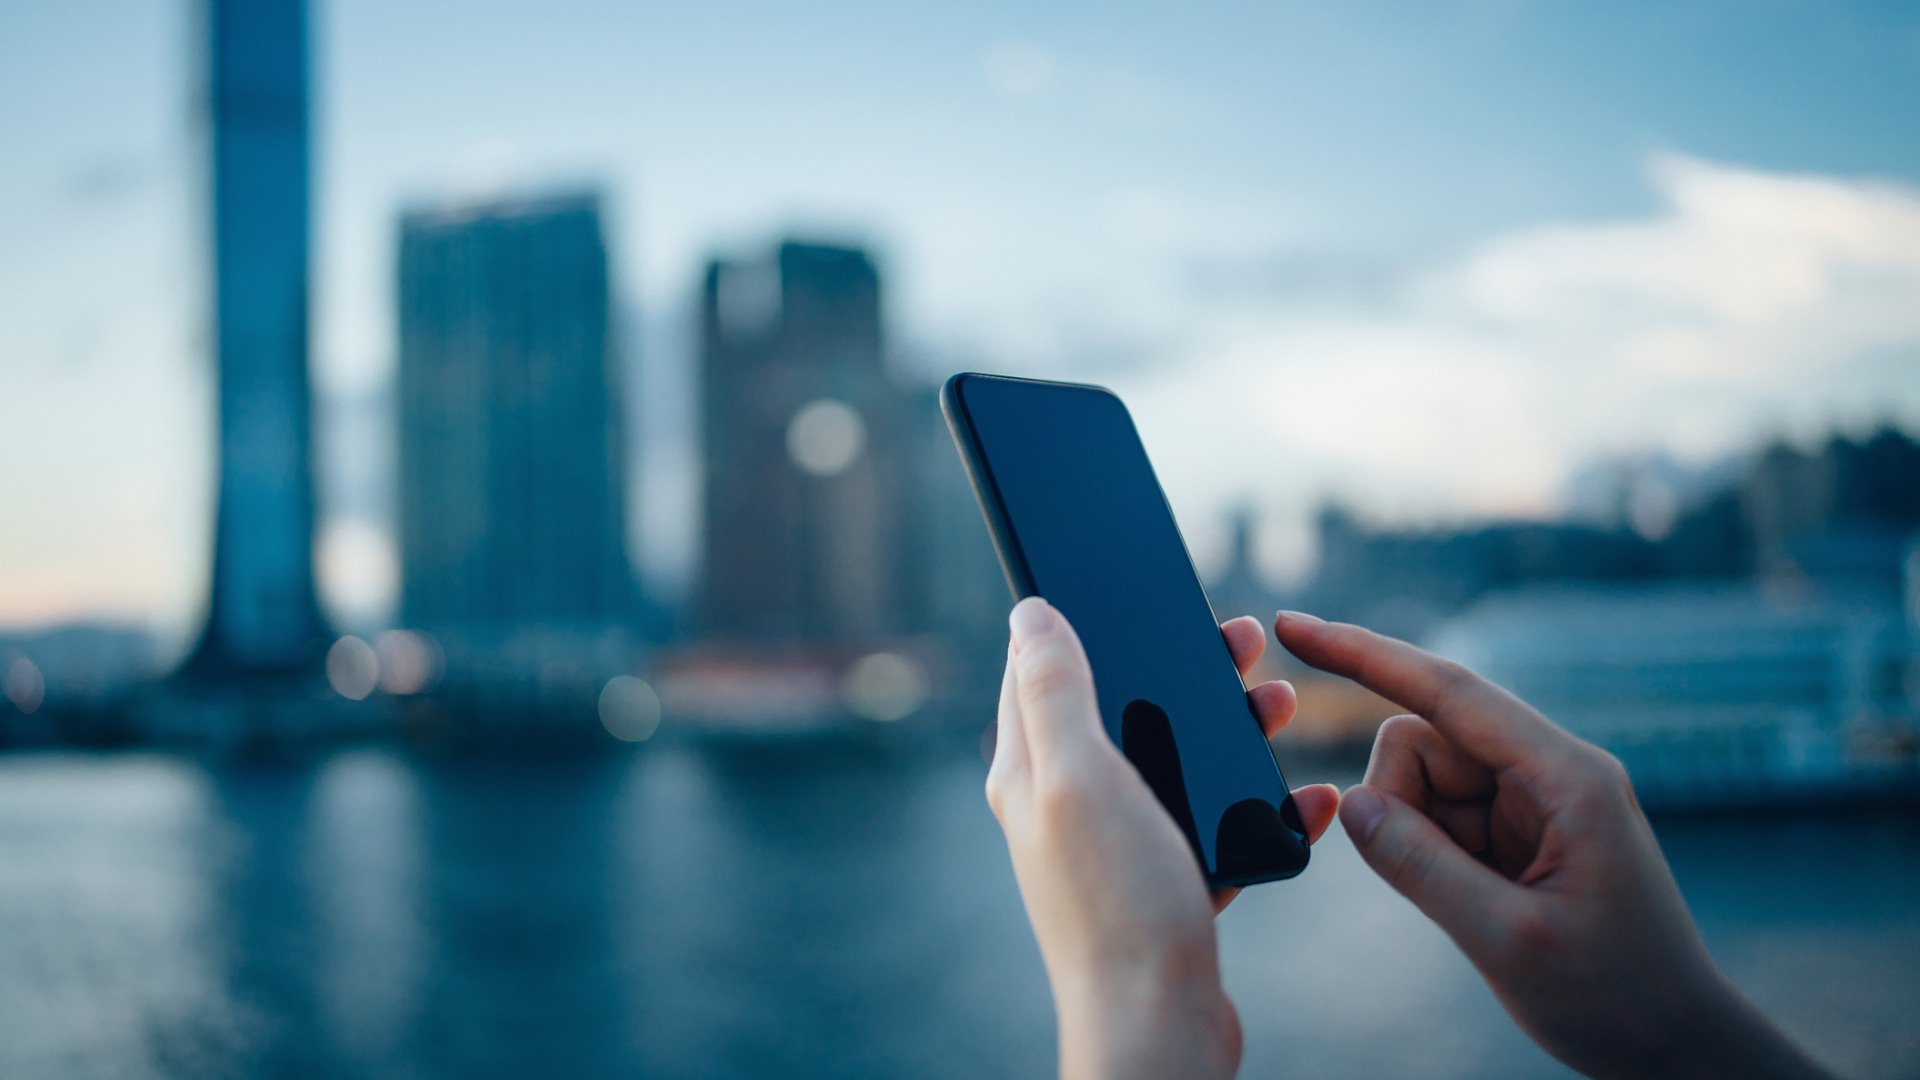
1273 611 1570 769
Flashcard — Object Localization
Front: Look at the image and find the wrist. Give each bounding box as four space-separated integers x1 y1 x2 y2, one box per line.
1632 975 1831 1080
1054 962 1240 1080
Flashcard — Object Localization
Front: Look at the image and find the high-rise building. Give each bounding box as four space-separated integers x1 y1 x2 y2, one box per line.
183 0 330 678
698 241 911 641
396 193 634 634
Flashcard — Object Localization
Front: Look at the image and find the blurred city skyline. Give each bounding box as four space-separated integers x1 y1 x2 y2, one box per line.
1 8 1916 1074
4 0 1920 652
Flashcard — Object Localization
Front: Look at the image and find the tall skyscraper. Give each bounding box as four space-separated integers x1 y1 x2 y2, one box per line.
396 193 634 634
698 241 911 641
183 0 329 678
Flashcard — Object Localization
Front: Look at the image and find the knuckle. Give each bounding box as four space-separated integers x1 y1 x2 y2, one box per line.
1376 712 1428 747
1589 746 1632 787
983 775 1010 819
1553 745 1640 825
1575 745 1634 799
1031 770 1094 826
1430 658 1480 700
1498 906 1561 961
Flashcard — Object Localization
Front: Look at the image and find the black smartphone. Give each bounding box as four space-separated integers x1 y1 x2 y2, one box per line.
942 372 1311 888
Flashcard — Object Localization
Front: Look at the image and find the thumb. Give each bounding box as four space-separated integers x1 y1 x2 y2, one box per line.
1340 784 1518 956
1009 598 1109 773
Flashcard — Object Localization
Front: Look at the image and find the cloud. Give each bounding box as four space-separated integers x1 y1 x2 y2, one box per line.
1104 155 1920 579
1445 155 1920 370
982 41 1058 98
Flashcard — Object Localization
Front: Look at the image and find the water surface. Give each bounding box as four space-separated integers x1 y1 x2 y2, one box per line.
0 745 1912 1079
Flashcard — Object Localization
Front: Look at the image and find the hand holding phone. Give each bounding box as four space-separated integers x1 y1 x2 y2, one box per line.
991 601 1830 1080
990 597 1340 1080
952 372 1828 1078
944 372 1315 887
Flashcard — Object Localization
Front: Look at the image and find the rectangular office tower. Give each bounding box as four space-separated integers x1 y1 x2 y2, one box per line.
183 0 329 678
396 194 634 634
699 241 912 641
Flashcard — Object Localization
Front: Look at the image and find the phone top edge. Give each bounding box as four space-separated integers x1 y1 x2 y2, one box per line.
943 371 1125 601
938 372 970 415
947 367 1249 663
944 370 1122 404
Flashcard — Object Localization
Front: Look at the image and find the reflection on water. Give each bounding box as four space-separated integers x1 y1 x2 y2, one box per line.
310 753 426 1070
0 745 1914 1079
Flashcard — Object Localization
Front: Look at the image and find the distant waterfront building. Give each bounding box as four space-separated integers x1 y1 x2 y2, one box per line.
1302 428 1920 644
1430 580 1920 809
396 193 634 635
182 0 330 678
697 241 911 641
1304 507 1663 642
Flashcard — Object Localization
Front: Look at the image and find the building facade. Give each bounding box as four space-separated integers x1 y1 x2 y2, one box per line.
396 193 634 635
184 0 330 679
698 242 911 641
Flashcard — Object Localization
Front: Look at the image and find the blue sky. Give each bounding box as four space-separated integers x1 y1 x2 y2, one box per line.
3 0 1919 643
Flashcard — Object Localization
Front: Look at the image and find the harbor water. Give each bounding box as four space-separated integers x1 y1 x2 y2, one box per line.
0 741 1914 1079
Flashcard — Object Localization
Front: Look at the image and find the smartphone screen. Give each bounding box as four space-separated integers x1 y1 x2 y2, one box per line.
944 373 1311 887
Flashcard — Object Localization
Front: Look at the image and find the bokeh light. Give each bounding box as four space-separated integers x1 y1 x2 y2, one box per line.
326 637 380 701
841 651 928 722
785 399 866 478
374 630 439 696
598 675 662 742
317 520 400 629
4 658 44 716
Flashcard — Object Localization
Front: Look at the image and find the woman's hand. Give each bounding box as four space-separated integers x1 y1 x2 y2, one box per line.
1274 611 1834 1080
987 598 1338 1080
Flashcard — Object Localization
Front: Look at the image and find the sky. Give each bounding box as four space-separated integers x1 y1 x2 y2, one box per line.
3 0 1919 649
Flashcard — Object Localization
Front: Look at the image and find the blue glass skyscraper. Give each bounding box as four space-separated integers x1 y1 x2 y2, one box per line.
395 193 635 635
183 0 328 677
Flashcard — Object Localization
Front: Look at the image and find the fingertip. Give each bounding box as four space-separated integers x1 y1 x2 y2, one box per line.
1009 596 1057 646
1247 679 1298 738
1272 610 1329 649
1221 615 1267 673
1292 782 1340 844
1223 614 1264 637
